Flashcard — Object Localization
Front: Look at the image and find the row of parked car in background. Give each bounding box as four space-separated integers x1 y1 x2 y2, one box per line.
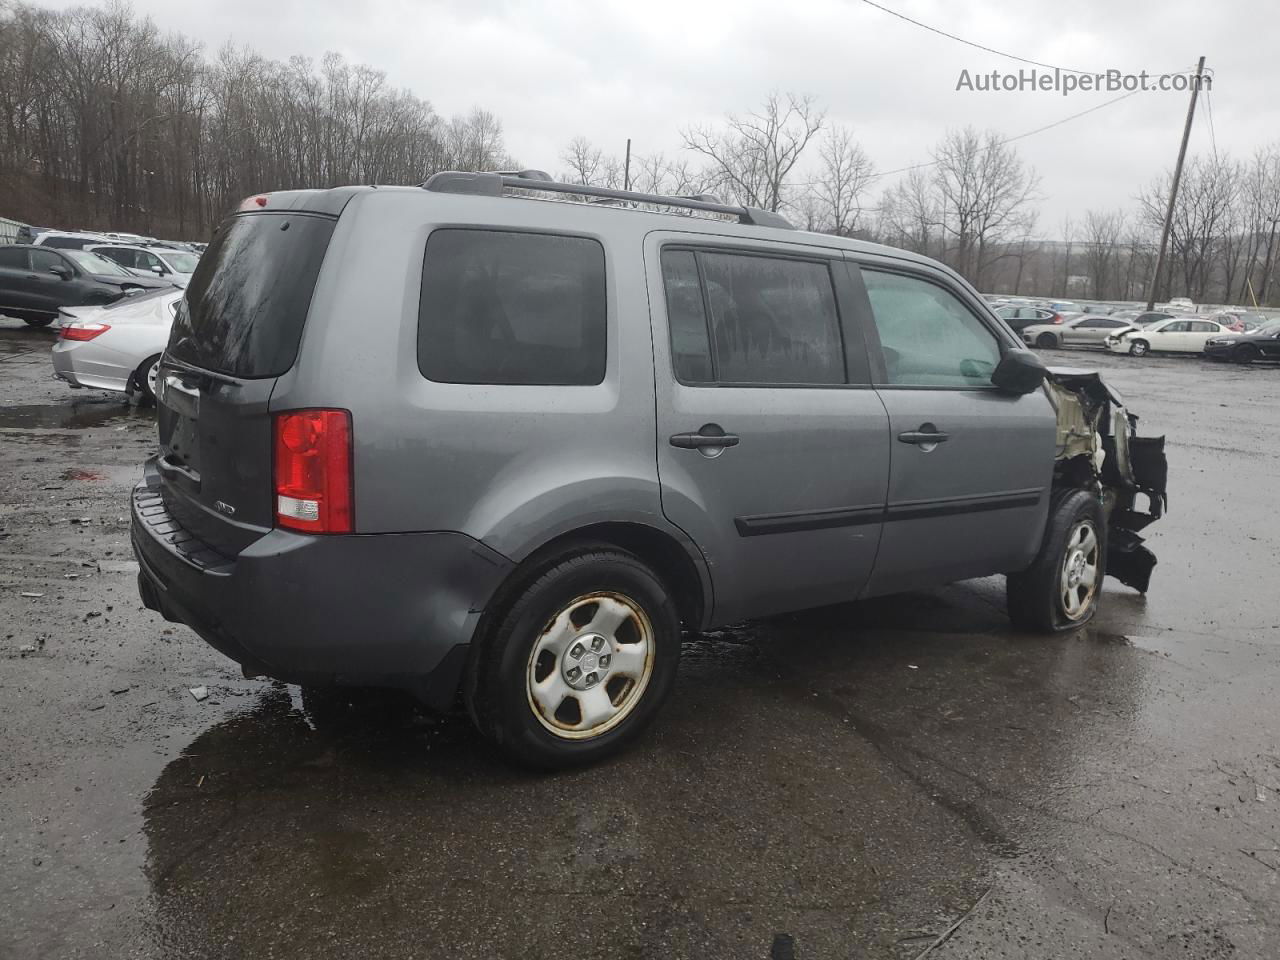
0 225 203 399
987 295 1280 365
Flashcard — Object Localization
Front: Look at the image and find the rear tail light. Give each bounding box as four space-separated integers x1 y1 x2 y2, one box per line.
1052 313 1064 325
59 322 111 341
273 410 353 534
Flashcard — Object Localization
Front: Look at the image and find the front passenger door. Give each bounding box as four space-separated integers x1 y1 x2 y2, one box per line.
852 263 1057 597
27 248 71 312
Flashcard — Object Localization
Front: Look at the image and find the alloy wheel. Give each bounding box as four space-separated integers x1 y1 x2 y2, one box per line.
525 592 655 740
1060 521 1100 621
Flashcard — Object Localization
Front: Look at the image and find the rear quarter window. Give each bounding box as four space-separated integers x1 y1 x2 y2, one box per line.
417 229 606 386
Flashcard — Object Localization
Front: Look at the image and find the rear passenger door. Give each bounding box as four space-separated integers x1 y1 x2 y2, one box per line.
646 235 891 624
850 260 1057 596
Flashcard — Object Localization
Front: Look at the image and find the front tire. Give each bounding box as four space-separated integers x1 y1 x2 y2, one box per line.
1035 332 1058 349
467 545 681 768
23 316 55 328
1007 489 1106 633
1128 339 1149 357
1232 344 1260 364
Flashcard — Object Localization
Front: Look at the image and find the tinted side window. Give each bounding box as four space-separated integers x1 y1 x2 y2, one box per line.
30 249 64 272
660 250 713 383
418 230 606 386
0 248 27 269
698 252 844 385
42 236 88 249
97 247 133 268
861 269 1002 387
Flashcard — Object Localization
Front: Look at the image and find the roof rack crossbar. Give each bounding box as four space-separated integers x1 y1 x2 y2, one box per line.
420 171 794 229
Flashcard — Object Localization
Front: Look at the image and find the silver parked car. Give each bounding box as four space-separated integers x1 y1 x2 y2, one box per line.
1021 314 1135 349
130 174 1168 768
52 288 181 400
87 244 198 288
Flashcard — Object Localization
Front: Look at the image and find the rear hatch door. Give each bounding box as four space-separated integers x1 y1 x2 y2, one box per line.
156 210 336 555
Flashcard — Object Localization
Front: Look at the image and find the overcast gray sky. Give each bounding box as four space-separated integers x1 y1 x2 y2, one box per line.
38 0 1277 234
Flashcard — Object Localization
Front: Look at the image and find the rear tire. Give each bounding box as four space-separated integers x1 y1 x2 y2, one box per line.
1007 489 1106 633
23 316 54 328
1035 332 1058 349
133 354 161 404
1232 344 1260 364
1128 339 1149 357
466 544 681 769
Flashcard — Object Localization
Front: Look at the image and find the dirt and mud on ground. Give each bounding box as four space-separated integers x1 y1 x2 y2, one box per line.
2 315 1278 959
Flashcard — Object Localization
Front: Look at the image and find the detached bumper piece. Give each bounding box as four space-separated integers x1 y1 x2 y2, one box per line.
1046 369 1169 594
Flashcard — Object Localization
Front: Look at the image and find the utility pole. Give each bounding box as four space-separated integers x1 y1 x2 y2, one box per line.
1146 56 1206 311
623 138 632 192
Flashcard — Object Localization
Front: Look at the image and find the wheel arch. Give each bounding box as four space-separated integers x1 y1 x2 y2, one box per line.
490 521 711 634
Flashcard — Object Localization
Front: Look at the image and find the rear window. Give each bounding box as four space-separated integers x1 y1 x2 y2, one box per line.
417 229 606 386
168 213 335 378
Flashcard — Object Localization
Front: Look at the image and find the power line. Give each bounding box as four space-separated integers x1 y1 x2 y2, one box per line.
854 0 1097 76
1204 87 1220 161
792 86 1145 188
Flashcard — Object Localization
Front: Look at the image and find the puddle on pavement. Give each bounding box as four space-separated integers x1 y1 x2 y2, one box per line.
58 463 145 485
0 324 56 354
0 400 152 430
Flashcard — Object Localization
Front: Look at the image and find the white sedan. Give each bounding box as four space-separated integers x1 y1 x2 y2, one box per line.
1105 317 1236 356
51 288 181 401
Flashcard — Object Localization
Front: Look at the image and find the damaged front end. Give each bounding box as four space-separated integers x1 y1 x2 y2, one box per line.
1046 369 1169 593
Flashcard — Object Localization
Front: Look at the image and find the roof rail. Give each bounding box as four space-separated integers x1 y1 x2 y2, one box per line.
419 171 795 229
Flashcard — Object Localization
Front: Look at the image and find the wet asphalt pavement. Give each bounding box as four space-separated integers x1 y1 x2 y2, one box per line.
1 315 1278 960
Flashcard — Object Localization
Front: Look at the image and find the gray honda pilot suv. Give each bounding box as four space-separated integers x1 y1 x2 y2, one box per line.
132 171 1167 767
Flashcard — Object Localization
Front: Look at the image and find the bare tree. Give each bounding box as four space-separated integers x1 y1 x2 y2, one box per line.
810 124 874 236
930 127 1040 287
877 167 939 257
560 135 605 185
682 92 824 212
1082 209 1124 299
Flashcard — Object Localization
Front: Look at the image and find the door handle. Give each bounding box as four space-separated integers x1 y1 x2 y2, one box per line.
898 423 950 448
670 426 740 450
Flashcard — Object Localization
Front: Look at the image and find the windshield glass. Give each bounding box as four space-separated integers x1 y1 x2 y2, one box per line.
63 249 131 276
161 251 200 273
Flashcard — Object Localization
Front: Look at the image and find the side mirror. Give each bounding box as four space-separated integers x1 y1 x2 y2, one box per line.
991 349 1048 395
152 264 166 275
50 264 73 281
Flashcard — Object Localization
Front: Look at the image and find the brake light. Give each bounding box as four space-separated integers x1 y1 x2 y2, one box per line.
60 322 111 341
1052 313 1064 324
273 410 353 534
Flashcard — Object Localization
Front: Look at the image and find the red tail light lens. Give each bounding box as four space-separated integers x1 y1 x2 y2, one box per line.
273 410 352 534
60 322 111 341
1052 313 1064 325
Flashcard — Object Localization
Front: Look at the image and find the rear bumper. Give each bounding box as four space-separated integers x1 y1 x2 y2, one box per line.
51 339 131 393
130 463 513 710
